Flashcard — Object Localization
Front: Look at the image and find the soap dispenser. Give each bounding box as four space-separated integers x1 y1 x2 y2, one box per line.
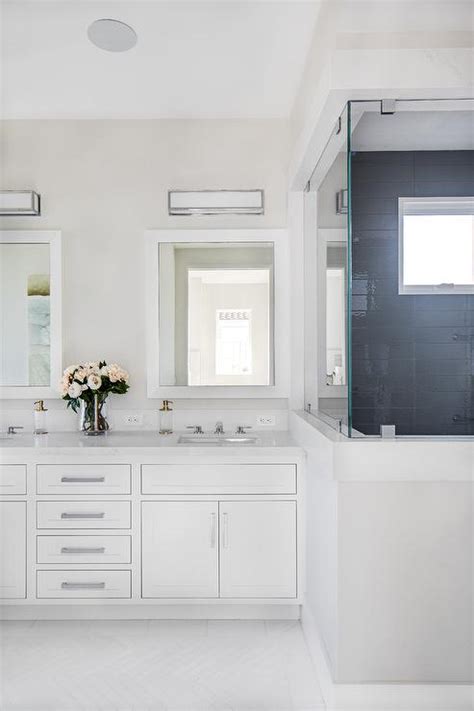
159 400 173 434
33 400 48 434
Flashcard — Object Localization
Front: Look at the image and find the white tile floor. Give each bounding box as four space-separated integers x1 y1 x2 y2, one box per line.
0 619 325 711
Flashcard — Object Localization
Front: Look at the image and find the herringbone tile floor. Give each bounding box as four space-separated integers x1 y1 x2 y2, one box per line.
0 619 325 711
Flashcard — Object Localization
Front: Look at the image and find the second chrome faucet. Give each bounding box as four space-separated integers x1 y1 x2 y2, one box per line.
186 421 252 435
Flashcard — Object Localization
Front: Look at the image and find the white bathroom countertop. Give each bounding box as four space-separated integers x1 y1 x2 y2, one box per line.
0 430 303 459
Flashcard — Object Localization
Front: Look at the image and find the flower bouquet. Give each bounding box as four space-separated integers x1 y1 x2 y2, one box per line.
61 361 129 435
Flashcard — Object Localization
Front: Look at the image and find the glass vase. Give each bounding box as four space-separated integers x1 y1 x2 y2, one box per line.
79 394 109 436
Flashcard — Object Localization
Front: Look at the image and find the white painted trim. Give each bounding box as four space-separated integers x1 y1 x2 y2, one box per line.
145 229 290 399
301 603 473 711
288 191 305 410
0 603 301 621
0 231 62 399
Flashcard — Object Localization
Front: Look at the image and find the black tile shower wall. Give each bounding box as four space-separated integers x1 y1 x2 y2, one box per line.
350 150 474 436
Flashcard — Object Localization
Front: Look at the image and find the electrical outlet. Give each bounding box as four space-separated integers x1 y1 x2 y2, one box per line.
256 415 276 427
124 413 143 426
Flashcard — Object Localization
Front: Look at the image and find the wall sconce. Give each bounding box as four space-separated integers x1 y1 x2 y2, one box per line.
0 191 41 216
168 189 264 216
336 189 348 215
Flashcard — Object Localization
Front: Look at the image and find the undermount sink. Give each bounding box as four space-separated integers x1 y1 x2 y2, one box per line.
178 434 258 446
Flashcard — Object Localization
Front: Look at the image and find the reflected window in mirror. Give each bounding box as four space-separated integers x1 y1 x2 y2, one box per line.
158 242 274 387
0 243 50 386
326 244 346 386
0 231 61 398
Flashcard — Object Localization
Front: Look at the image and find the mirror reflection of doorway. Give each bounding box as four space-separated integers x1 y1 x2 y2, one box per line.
187 268 270 386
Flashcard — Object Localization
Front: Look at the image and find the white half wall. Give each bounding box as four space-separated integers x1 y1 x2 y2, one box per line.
290 412 473 692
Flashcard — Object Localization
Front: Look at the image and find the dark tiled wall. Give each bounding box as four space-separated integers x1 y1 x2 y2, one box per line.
350 150 474 435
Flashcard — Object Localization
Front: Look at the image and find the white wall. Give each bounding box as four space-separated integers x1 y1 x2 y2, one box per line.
0 119 289 415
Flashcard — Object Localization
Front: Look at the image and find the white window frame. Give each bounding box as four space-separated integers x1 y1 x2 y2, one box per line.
398 196 474 295
145 229 289 399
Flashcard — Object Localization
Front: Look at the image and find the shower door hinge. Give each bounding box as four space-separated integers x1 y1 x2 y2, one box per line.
381 99 396 115
335 116 342 135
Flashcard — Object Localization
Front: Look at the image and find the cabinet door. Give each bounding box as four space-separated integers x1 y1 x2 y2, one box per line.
220 501 297 599
0 502 26 599
142 502 218 598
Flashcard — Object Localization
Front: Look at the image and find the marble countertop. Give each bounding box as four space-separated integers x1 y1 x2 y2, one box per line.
0 430 302 457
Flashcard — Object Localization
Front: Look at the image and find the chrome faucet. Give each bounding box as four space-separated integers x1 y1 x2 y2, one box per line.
236 425 252 434
214 421 225 435
186 425 203 434
7 426 24 435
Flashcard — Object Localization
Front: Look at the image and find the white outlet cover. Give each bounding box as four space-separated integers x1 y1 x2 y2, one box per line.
256 415 276 426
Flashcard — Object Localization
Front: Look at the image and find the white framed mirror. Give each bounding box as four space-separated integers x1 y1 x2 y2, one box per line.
0 231 62 398
146 229 289 399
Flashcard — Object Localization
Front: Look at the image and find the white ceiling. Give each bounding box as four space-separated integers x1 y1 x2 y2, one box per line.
352 110 474 151
0 1 321 119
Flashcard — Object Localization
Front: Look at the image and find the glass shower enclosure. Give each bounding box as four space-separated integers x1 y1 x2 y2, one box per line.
304 98 474 437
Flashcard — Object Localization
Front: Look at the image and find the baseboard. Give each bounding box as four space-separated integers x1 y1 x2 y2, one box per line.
301 605 473 711
0 603 301 621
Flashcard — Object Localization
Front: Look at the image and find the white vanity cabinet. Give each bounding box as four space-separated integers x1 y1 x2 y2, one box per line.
219 501 297 598
0 501 26 599
142 502 219 598
0 440 304 618
142 500 297 599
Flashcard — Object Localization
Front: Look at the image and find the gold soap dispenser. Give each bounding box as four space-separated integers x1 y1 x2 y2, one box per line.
159 400 174 434
33 400 48 434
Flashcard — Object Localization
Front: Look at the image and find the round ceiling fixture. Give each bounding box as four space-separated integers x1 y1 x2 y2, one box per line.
87 19 137 52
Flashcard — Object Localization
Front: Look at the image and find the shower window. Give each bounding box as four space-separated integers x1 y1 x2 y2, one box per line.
399 197 474 295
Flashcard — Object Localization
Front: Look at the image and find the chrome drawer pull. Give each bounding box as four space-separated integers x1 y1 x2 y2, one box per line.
61 582 106 590
60 547 105 554
61 476 105 483
61 512 105 519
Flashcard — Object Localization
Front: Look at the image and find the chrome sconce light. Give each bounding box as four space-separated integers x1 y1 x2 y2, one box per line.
336 189 348 215
0 191 41 216
168 189 264 216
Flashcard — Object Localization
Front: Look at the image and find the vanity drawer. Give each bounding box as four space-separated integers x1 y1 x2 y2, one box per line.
37 501 131 529
37 464 131 495
37 535 131 564
141 464 296 495
0 465 27 495
37 570 131 599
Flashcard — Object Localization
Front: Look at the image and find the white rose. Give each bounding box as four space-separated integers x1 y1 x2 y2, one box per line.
64 365 78 376
108 364 128 383
75 368 87 382
68 382 82 398
100 365 109 376
87 374 102 390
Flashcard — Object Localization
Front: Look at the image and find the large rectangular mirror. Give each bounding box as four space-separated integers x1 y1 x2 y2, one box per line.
0 231 61 398
159 242 274 386
146 229 289 399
